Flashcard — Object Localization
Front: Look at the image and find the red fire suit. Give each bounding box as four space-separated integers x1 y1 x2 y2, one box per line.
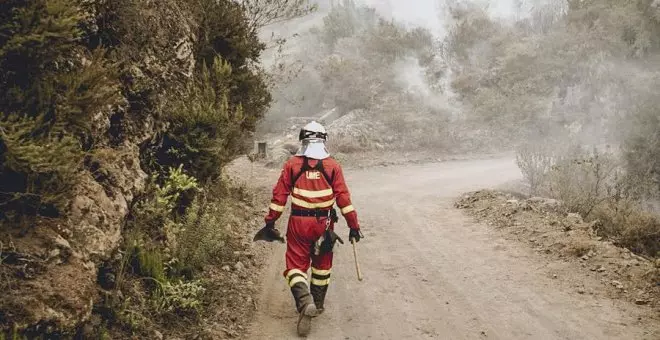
265 155 360 289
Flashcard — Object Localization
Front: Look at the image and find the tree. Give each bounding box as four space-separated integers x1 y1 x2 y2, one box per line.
237 0 317 33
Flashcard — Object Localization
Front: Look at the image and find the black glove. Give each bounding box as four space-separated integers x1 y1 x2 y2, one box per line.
266 228 285 243
253 222 285 243
349 228 363 243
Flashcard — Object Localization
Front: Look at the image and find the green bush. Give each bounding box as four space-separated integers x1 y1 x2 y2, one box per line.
136 247 166 284
160 59 247 182
128 165 198 243
0 0 83 113
0 115 83 216
139 0 272 182
175 193 228 270
187 0 271 134
111 165 205 332
156 280 205 314
0 1 123 219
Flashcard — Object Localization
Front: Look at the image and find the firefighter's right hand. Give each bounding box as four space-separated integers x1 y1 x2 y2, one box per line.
268 228 285 243
254 222 285 243
265 222 284 243
349 228 363 243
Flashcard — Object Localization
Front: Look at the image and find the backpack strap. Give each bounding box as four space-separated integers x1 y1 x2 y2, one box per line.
290 157 334 188
314 158 335 185
291 157 312 187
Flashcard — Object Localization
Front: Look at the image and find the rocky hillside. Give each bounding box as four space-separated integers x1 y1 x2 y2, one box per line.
0 0 272 337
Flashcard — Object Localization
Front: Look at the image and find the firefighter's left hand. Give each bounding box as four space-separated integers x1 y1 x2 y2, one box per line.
349 228 363 243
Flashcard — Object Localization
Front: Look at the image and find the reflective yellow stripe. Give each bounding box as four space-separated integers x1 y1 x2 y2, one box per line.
286 269 307 279
289 276 308 287
270 203 285 212
341 205 355 214
311 268 331 276
311 278 330 286
293 187 333 198
291 197 335 209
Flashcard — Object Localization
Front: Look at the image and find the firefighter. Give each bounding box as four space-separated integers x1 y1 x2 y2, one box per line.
261 121 362 337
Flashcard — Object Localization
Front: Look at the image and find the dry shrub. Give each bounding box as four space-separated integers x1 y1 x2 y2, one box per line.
530 145 660 258
622 101 660 199
374 96 456 152
545 148 617 217
591 198 660 257
515 142 556 195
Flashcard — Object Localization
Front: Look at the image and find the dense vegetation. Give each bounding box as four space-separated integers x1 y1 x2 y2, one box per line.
0 0 270 220
0 0 286 337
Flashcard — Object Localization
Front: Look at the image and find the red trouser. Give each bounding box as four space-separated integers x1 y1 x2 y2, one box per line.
283 214 334 285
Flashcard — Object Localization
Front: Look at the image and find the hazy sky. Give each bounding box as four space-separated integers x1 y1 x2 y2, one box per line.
265 1 540 42
261 0 544 63
358 0 536 36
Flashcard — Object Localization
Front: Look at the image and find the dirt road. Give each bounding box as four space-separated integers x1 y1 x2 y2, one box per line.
246 157 657 339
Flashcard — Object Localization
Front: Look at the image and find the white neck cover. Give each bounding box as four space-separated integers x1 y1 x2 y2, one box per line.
296 139 330 160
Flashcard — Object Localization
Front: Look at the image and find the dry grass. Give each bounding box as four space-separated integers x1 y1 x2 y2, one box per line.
515 143 660 258
591 199 660 257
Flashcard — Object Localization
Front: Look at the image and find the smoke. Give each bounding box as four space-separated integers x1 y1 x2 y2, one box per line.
257 0 568 137
257 1 660 228
258 0 541 103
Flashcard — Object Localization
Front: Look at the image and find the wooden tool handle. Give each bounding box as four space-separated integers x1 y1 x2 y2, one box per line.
351 240 363 281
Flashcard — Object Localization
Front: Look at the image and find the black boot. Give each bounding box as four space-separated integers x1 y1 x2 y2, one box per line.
310 284 328 315
291 282 317 337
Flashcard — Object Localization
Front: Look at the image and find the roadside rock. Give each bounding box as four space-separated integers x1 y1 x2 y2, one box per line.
54 235 72 250
567 213 583 225
528 197 559 207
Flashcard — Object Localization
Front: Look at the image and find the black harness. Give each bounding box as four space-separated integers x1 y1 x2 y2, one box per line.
290 157 338 222
290 157 334 188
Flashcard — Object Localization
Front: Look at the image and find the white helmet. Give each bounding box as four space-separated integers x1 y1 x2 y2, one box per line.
298 121 328 141
296 121 330 159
